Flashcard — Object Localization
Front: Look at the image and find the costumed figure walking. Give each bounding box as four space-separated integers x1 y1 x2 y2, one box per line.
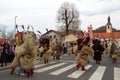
50 35 58 60
38 35 53 64
76 36 94 70
54 43 62 60
92 39 104 64
110 39 119 63
10 26 36 78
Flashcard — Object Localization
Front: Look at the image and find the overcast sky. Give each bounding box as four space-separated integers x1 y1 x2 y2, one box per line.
0 0 120 34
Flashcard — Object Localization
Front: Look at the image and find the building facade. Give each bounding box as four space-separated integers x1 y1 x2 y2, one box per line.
89 16 120 45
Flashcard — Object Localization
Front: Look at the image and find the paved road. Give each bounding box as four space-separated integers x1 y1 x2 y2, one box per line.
0 54 120 80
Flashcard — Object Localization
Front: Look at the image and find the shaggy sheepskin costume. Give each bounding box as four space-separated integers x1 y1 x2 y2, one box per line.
37 36 56 63
67 46 72 56
42 46 52 63
37 46 45 58
76 45 94 70
110 39 119 63
76 36 94 70
10 31 36 77
67 43 78 56
51 38 58 59
73 45 78 56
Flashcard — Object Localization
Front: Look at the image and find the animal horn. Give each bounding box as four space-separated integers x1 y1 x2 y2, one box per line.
27 25 30 31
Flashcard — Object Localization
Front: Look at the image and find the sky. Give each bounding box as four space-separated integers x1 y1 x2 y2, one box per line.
0 0 120 34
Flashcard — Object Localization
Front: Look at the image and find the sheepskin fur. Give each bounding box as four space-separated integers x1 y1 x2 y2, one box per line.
76 45 94 66
11 31 36 70
42 47 52 62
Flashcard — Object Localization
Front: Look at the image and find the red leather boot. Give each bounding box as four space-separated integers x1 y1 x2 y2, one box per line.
76 64 81 70
10 66 15 74
81 66 86 71
24 70 31 77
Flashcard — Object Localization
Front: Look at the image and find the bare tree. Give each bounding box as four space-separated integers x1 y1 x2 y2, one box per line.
7 31 14 38
0 25 7 39
56 2 80 35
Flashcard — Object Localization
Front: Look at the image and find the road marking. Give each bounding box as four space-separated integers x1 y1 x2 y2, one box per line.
62 54 68 56
59 60 76 63
34 63 67 73
50 64 76 75
114 67 120 80
35 62 56 68
89 66 106 80
67 65 92 79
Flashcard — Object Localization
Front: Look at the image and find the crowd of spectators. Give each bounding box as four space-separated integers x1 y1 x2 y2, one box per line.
0 40 15 67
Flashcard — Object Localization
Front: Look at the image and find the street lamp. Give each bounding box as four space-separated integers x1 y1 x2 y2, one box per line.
15 16 17 32
13 16 17 38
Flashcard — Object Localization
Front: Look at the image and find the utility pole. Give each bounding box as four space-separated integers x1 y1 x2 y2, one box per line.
15 16 17 32
13 16 17 38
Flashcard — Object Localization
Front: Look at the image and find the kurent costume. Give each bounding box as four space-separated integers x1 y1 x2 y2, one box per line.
76 36 94 70
92 39 104 64
67 46 72 56
106 39 119 63
38 36 54 63
110 39 119 63
54 43 62 60
73 44 78 56
51 36 58 59
10 31 36 77
42 46 52 63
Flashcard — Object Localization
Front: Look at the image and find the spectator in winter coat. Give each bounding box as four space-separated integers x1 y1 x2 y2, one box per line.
92 39 104 64
1 40 10 66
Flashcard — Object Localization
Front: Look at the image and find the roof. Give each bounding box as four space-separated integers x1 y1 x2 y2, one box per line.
93 26 118 33
93 32 120 38
42 29 84 37
42 30 65 36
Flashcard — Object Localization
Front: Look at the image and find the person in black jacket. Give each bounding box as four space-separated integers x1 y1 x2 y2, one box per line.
1 40 10 66
0 44 3 66
92 39 104 64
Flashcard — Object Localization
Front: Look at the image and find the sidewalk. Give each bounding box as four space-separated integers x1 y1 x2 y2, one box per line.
0 63 11 71
0 54 68 71
0 59 42 71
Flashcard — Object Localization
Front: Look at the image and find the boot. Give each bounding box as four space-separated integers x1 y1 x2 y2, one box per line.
53 56 55 59
96 60 98 64
44 58 47 64
98 61 100 64
96 60 100 64
31 69 34 76
58 55 60 60
1 64 3 67
25 70 31 78
10 66 15 74
76 64 81 70
81 66 85 71
45 61 46 64
46 59 48 63
112 58 116 63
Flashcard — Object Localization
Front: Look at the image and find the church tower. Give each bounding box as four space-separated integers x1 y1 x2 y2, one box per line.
106 16 112 33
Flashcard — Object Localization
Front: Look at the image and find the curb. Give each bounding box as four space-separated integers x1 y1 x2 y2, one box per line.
0 60 40 71
0 66 11 71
